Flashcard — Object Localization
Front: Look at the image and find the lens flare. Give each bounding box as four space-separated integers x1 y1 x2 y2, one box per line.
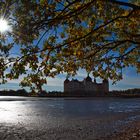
0 18 10 33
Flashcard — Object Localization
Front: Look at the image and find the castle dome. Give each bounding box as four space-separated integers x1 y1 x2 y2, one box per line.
85 75 92 82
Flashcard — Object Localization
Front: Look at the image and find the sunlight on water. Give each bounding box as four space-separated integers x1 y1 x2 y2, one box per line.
0 97 139 128
0 101 26 123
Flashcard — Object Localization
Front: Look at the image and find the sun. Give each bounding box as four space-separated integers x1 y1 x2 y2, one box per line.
0 18 10 33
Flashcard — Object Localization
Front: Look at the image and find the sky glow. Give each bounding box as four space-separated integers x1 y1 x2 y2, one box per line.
0 18 10 33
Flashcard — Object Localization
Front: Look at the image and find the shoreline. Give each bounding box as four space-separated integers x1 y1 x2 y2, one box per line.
0 96 140 102
102 120 140 140
0 94 140 98
0 120 140 140
0 88 140 98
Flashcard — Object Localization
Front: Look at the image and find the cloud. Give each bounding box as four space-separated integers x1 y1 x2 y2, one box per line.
6 75 64 87
47 77 64 87
6 75 24 84
110 73 140 90
120 75 140 86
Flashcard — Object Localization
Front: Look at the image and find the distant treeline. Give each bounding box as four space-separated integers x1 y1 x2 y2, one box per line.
0 88 140 97
109 88 140 97
0 89 29 96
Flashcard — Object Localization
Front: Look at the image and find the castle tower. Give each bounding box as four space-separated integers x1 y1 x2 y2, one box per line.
64 78 70 92
103 79 109 93
84 75 94 93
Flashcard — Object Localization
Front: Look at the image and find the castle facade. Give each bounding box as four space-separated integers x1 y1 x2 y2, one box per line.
64 76 109 95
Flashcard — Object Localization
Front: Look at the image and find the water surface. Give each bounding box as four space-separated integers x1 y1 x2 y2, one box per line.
0 97 140 139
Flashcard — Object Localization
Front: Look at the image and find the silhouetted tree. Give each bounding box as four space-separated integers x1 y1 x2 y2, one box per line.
0 0 139 92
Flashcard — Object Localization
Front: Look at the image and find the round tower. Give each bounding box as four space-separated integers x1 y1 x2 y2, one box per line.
103 79 109 93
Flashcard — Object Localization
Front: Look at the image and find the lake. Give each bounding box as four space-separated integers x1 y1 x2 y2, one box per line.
0 96 140 139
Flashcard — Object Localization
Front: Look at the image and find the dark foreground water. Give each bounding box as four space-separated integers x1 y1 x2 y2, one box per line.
0 96 140 139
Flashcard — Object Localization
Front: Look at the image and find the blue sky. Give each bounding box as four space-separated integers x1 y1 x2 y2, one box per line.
0 66 139 91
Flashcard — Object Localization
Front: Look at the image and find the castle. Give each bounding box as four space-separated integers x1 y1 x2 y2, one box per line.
64 76 109 96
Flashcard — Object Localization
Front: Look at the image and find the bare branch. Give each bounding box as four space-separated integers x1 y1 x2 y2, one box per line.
109 0 140 10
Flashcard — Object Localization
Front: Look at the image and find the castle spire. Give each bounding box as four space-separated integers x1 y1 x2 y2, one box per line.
94 78 96 83
85 73 92 82
64 74 70 83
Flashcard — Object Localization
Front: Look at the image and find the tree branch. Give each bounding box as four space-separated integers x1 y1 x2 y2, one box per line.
108 0 140 10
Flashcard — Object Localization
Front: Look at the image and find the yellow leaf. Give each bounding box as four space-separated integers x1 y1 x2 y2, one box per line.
122 11 129 16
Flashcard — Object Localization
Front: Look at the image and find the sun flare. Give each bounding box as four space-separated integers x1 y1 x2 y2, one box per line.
0 18 10 33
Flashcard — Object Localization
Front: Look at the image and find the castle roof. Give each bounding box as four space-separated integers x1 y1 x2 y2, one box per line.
71 79 82 83
72 79 79 82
